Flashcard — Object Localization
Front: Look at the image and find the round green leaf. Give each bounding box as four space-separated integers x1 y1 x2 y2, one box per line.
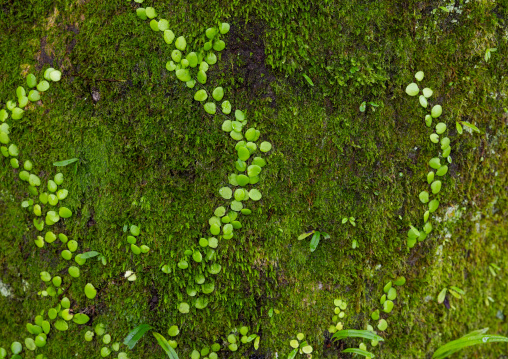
171 50 182 62
176 69 191 82
234 189 246 201
178 302 190 313
377 319 388 331
192 251 203 263
186 52 198 67
431 180 442 194
27 74 37 88
136 8 147 20
237 146 250 161
149 19 159 31
175 36 186 51
205 52 217 65
59 207 72 218
28 90 40 102
54 319 69 331
85 283 97 299
247 165 261 177
73 313 90 325
302 346 313 354
431 105 442 118
436 165 448 177
197 70 207 84
194 89 207 102
423 88 433 98
387 287 397 300
101 347 111 357
220 23 230 34
383 299 394 313
68 266 80 278
219 187 232 199
429 199 439 213
208 237 218 248
419 95 428 108
166 61 176 71
260 141 272 152
428 158 441 169
205 27 217 39
213 40 225 51
37 80 50 92
49 70 61 82
249 189 262 201
204 102 216 114
163 29 175 44
11 107 24 120
419 191 429 203
231 200 243 212
221 100 231 114
168 325 179 337
212 87 224 101
145 7 157 18
425 114 432 127
436 122 447 134
158 19 169 31
405 83 419 96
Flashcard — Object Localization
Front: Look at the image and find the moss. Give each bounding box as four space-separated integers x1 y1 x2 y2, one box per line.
0 0 507 358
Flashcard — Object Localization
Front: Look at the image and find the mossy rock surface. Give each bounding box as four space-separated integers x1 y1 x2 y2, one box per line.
0 1 507 358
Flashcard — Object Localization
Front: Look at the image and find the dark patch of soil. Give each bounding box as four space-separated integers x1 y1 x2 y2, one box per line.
37 36 55 70
149 285 159 311
221 18 277 107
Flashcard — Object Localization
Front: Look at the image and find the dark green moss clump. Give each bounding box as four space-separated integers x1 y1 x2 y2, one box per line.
0 0 507 358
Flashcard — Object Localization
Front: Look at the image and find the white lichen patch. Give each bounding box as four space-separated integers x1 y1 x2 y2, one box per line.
0 279 13 298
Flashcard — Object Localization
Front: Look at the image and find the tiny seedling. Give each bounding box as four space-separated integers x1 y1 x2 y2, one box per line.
488 263 501 277
342 217 356 226
484 48 497 62
437 286 465 304
359 101 379 113
297 230 330 252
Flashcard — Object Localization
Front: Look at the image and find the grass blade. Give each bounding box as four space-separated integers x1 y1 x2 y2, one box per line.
53 158 78 166
298 231 314 240
342 348 375 358
287 348 298 359
432 329 508 359
460 121 480 133
302 74 314 86
80 251 100 259
123 324 153 349
153 332 179 359
332 330 384 342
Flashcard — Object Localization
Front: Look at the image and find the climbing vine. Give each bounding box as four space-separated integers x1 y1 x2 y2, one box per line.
0 2 504 359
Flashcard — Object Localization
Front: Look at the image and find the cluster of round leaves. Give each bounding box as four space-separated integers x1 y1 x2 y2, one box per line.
0 296 91 358
365 277 406 350
0 68 61 132
0 69 106 358
327 299 347 334
126 224 150 255
225 326 260 353
405 71 451 248
85 323 127 358
136 4 230 113
288 333 313 357
137 5 274 323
